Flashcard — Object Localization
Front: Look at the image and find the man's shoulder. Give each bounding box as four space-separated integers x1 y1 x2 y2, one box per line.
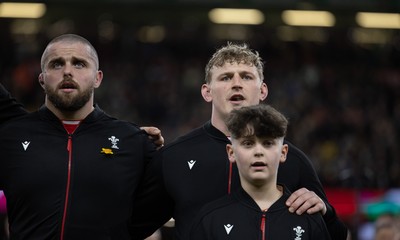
0 111 38 128
92 110 143 134
104 118 141 130
163 125 207 150
0 113 43 142
95 120 149 143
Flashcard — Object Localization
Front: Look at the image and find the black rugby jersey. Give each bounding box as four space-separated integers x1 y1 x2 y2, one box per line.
0 106 156 240
190 186 331 240
132 121 348 240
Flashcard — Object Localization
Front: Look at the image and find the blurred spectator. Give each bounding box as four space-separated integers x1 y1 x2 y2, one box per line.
373 213 400 240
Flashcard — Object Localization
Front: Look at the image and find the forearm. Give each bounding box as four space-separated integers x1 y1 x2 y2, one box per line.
323 203 349 240
0 83 28 123
130 152 173 239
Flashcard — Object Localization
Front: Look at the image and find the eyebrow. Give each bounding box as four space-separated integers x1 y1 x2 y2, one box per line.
48 57 63 64
47 56 90 66
216 70 256 78
71 56 90 65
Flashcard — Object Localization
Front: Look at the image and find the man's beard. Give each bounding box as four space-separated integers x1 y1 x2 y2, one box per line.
45 84 94 112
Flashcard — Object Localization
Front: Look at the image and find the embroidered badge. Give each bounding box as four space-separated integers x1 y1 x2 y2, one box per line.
101 148 113 155
293 226 305 240
108 136 119 149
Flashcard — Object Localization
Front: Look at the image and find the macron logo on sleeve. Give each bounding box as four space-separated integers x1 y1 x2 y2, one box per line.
22 141 30 151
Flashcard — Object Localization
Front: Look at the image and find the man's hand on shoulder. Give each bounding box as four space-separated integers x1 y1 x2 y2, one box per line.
141 126 164 149
286 187 327 215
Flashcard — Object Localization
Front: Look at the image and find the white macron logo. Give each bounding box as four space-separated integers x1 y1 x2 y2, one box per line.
224 224 234 235
187 160 196 170
293 226 305 240
22 141 30 151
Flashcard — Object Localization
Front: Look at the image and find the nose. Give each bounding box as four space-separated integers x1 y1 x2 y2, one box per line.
63 63 73 77
254 143 264 158
254 152 263 158
231 74 242 89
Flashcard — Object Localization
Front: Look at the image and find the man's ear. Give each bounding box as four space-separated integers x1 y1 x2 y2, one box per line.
201 84 212 102
226 144 236 163
38 73 45 89
94 70 103 88
259 82 268 101
280 143 289 163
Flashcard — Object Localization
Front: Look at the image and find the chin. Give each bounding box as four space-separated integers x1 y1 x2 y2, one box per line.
252 178 265 182
231 105 244 110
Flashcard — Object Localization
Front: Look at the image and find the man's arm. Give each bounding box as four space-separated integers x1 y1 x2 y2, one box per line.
0 83 28 124
130 149 173 239
281 141 349 240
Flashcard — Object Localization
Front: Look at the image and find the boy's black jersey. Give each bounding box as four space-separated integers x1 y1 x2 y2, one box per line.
133 121 347 240
190 186 331 240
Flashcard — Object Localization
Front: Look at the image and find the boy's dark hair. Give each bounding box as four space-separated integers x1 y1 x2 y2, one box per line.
226 104 288 140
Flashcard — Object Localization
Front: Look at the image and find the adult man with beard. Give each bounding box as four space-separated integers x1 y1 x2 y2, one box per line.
0 34 162 240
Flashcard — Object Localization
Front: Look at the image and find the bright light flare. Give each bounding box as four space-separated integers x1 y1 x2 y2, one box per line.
0 2 46 18
209 8 264 25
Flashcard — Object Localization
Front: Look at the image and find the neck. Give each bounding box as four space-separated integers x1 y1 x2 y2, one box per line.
242 180 283 211
210 112 230 137
45 99 94 120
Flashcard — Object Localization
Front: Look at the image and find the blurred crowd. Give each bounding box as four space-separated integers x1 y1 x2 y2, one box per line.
2 32 398 189
0 29 399 239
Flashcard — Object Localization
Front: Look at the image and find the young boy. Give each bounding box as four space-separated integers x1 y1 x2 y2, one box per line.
190 104 331 240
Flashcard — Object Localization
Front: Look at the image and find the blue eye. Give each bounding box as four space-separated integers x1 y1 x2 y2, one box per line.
51 61 63 69
241 140 254 147
74 62 85 68
263 140 275 147
221 76 230 81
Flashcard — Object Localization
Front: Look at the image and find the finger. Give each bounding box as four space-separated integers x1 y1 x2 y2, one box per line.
293 197 319 215
287 189 318 214
140 126 161 136
306 203 324 215
289 193 326 215
286 188 309 206
307 198 327 215
156 138 164 150
154 135 164 146
140 126 165 148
